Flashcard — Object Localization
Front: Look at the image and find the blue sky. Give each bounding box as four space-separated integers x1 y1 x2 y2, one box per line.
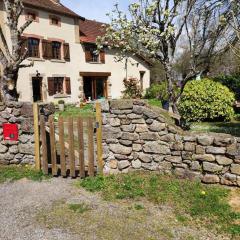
61 0 134 23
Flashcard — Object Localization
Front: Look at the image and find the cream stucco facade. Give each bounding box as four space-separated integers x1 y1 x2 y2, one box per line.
0 1 150 103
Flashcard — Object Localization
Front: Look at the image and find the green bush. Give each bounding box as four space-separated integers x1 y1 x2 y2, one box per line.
145 82 168 100
179 78 235 122
214 74 240 100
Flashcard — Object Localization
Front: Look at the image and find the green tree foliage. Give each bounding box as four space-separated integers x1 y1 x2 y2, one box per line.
214 74 240 100
179 79 235 122
145 82 168 101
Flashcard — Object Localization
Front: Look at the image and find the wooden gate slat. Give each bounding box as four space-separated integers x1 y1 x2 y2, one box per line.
58 117 66 177
96 102 103 174
87 117 94 177
68 117 76 177
40 115 48 175
77 117 85 178
49 115 57 176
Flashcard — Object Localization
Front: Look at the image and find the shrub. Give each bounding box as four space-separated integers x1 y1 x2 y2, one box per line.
122 77 142 99
179 78 235 122
214 74 240 100
145 82 168 100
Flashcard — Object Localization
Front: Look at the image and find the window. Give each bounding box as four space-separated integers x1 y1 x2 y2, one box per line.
85 45 105 63
49 15 61 26
52 41 61 60
25 11 39 22
28 38 40 58
48 77 71 96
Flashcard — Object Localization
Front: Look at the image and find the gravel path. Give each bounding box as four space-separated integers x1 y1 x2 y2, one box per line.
0 178 234 240
0 178 80 240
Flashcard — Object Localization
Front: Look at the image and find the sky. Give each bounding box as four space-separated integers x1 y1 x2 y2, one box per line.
61 0 134 23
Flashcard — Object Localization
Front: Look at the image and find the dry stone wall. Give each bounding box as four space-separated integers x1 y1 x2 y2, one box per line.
102 100 240 187
0 102 35 165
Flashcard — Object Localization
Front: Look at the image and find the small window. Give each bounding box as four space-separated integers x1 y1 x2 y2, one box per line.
28 38 40 58
50 15 61 26
52 41 61 60
54 77 64 94
48 77 71 96
26 11 38 22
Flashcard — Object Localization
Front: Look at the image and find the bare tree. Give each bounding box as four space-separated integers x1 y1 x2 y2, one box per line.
0 0 33 102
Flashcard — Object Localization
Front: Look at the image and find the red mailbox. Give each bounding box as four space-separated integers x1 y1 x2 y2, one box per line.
3 123 18 141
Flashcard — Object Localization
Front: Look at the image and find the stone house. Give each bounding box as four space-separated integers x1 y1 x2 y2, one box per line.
0 0 151 103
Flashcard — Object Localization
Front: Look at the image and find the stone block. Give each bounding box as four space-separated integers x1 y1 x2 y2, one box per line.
214 137 233 147
132 160 142 169
135 124 148 133
231 164 240 175
148 121 166 132
197 136 214 146
138 153 152 163
206 146 226 154
109 144 132 155
119 140 132 146
165 156 182 164
143 109 158 119
203 162 223 173
109 118 120 127
121 125 136 132
182 151 193 160
102 125 121 140
159 134 175 142
18 143 34 155
132 105 144 114
196 145 205 154
193 154 215 162
191 161 201 171
121 132 139 141
215 156 233 166
127 113 142 119
109 160 118 169
184 142 196 152
143 142 170 154
118 160 130 170
140 132 159 141
0 144 8 153
110 100 133 110
132 144 142 152
183 136 196 142
132 119 145 124
153 155 165 162
202 174 220 184
9 145 19 154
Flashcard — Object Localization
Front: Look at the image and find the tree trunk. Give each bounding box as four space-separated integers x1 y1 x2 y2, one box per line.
162 62 179 115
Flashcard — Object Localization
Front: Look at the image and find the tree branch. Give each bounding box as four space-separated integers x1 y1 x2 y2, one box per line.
18 19 33 35
19 61 34 69
0 25 11 58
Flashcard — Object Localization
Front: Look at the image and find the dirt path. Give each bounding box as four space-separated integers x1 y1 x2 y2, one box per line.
0 178 236 240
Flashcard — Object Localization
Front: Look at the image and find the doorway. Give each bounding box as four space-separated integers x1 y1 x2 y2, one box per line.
83 77 108 101
32 77 42 102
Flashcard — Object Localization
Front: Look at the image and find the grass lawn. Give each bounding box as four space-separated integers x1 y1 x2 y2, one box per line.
190 121 240 137
77 172 240 237
147 98 162 108
55 104 95 120
0 165 49 183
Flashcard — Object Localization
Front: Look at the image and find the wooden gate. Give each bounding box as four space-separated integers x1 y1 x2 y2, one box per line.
33 103 103 177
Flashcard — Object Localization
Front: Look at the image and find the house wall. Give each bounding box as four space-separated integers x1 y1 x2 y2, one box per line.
0 4 150 103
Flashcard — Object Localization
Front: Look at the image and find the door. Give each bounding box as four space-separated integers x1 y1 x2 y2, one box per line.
83 77 108 101
32 77 42 102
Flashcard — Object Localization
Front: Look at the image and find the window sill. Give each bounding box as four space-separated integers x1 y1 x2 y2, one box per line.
53 94 71 98
50 59 66 63
27 57 45 62
87 62 104 64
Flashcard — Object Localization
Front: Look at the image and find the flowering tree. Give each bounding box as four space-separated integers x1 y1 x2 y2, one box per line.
0 0 33 102
98 0 235 114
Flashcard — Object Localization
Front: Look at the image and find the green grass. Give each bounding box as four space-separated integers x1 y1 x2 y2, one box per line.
0 165 49 183
190 121 240 137
147 99 162 108
55 104 95 120
78 172 240 236
68 203 91 214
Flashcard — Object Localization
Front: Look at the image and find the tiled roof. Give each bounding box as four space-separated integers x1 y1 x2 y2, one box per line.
79 19 106 44
23 0 83 19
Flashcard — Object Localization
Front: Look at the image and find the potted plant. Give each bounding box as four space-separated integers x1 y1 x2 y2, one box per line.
58 99 65 111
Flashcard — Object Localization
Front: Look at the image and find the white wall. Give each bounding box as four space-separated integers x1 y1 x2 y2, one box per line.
1 4 150 103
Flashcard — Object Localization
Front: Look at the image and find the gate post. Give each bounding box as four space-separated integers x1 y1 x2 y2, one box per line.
33 103 41 171
96 102 103 174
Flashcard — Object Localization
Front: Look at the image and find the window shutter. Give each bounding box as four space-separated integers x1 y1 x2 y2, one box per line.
47 77 55 96
20 36 28 56
42 40 52 59
65 77 71 94
100 51 105 63
85 50 92 62
63 43 70 61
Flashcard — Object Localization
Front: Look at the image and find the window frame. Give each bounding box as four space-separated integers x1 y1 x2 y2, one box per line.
49 15 61 27
52 41 62 60
27 37 40 58
25 10 39 22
